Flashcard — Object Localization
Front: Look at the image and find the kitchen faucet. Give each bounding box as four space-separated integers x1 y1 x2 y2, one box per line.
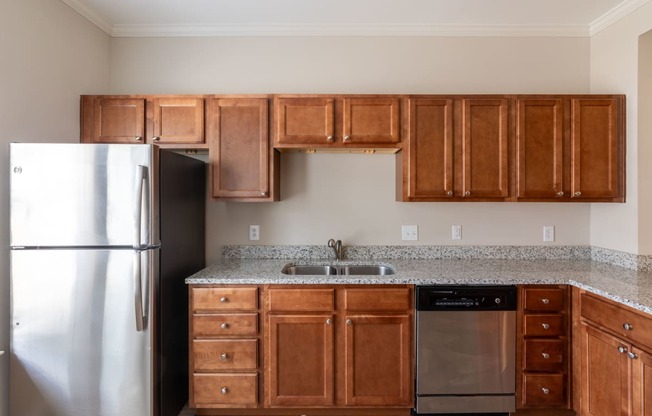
327 239 343 261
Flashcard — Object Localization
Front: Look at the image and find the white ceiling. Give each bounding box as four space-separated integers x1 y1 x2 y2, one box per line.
60 0 650 37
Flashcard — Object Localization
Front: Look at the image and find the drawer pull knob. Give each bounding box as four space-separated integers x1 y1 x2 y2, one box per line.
541 323 550 330
152 136 160 142
618 346 628 354
446 191 453 196
220 353 229 361
628 351 638 360
623 323 634 331
463 191 471 197
541 298 550 304
541 387 550 395
346 319 352 325
326 319 332 325
556 191 564 197
574 191 582 197
327 135 334 142
135 136 143 142
344 135 351 142
221 387 228 394
542 352 550 359
220 297 228 303
221 323 229 329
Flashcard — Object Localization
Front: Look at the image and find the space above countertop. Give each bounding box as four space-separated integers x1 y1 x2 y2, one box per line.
186 258 652 314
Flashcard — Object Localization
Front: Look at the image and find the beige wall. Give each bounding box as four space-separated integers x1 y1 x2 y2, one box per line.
110 36 593 263
589 2 652 254
639 30 652 254
0 0 111 414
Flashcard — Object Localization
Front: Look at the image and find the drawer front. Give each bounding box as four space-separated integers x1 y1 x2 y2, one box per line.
193 339 258 371
193 287 258 311
581 293 652 348
523 339 564 372
523 288 564 312
522 373 565 406
524 314 565 337
267 288 334 311
344 288 411 311
193 313 258 337
193 373 258 405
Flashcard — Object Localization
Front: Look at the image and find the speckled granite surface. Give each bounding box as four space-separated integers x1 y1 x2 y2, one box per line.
188 245 652 314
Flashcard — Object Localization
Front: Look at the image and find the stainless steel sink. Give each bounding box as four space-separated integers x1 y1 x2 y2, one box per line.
281 264 394 275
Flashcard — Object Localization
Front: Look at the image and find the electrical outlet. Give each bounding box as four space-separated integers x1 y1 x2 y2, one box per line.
452 225 462 240
543 225 555 242
249 225 260 241
401 225 418 241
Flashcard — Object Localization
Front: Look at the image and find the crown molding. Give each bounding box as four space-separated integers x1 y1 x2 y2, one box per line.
590 0 651 36
110 23 589 37
60 0 113 34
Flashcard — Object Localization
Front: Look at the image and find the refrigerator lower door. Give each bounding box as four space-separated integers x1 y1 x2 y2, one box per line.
10 249 153 416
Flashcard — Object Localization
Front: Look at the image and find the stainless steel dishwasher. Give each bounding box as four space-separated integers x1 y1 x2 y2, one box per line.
415 285 517 415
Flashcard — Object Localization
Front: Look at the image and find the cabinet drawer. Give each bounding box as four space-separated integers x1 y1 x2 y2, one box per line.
192 287 258 311
193 373 258 405
524 314 565 337
344 288 411 311
193 339 257 371
522 373 565 406
523 339 564 372
193 313 258 337
523 288 564 312
267 288 334 311
581 293 652 348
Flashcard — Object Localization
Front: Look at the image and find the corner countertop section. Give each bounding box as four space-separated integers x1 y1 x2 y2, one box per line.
186 258 652 314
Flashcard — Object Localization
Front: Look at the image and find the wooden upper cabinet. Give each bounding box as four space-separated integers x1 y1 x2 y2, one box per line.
81 95 206 147
88 97 146 144
571 98 623 200
404 98 454 199
516 99 564 199
149 97 204 144
273 95 401 150
461 98 509 199
208 97 276 200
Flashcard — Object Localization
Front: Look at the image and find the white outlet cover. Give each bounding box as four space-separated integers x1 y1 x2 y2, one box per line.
402 225 418 241
452 225 462 240
543 225 555 242
249 225 260 241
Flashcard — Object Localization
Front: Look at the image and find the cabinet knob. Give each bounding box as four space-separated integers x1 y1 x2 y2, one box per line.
221 323 229 329
152 136 160 142
261 191 268 197
541 387 550 395
541 298 550 304
326 319 332 325
628 351 638 360
541 323 550 330
135 136 143 142
221 387 229 394
220 297 228 303
463 191 471 197
573 191 582 197
346 319 352 325
220 353 229 361
623 323 634 331
344 135 351 142
542 352 550 360
326 135 334 142
618 346 628 354
446 191 453 196
556 191 564 197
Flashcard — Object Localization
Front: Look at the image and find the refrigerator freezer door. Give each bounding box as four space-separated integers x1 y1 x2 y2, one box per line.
10 143 156 248
10 248 154 416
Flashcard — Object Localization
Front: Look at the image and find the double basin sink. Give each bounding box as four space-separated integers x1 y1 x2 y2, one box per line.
282 264 395 276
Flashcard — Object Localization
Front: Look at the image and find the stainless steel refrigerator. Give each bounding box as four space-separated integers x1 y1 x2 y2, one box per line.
9 143 206 416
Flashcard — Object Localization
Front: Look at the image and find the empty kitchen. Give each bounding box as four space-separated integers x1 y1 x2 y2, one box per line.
2 1 652 416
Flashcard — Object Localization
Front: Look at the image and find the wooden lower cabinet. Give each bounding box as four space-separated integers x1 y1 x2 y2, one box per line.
632 346 652 416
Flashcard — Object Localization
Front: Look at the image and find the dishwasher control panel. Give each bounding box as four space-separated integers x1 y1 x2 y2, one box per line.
416 285 517 311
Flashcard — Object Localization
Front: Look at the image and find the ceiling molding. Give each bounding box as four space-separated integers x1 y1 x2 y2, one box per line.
60 0 113 34
590 0 651 36
110 23 589 38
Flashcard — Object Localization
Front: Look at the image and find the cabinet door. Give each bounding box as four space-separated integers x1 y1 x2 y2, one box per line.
275 97 335 146
150 97 204 144
267 315 334 406
516 99 564 199
344 315 411 406
406 98 454 198
571 98 622 200
461 98 509 198
208 98 270 199
342 97 400 145
580 324 630 416
632 346 652 416
92 98 146 143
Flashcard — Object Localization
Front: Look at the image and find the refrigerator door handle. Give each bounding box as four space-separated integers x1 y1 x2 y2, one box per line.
133 165 150 249
133 250 146 332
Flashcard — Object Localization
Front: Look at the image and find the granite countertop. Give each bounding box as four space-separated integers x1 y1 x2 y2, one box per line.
186 257 652 314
